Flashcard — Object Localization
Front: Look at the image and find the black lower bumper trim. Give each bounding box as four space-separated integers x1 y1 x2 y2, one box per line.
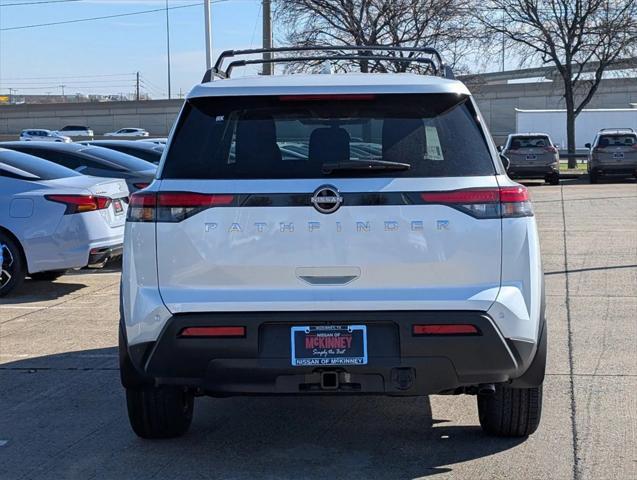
88 244 123 267
125 311 540 396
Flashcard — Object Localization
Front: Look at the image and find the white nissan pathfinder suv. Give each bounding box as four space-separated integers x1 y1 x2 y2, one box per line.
120 47 546 439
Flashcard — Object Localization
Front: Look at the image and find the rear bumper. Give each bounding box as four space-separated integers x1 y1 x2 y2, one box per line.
121 310 541 396
591 164 637 175
508 165 558 178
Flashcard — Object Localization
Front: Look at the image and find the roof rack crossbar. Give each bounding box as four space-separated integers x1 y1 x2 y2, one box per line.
205 45 453 81
224 54 439 78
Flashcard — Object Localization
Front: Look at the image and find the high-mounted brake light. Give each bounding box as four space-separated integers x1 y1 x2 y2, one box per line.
420 186 533 219
179 326 245 338
413 324 480 335
127 191 234 223
278 94 376 102
45 194 111 214
133 182 150 190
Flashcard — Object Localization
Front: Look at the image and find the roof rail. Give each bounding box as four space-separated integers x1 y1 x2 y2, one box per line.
202 45 454 82
599 127 635 133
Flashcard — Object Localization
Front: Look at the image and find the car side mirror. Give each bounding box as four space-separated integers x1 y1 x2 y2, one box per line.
585 143 591 149
500 154 510 171
497 145 503 152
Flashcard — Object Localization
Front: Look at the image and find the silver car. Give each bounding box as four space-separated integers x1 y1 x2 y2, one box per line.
19 129 71 143
0 148 129 296
586 128 637 183
501 133 560 184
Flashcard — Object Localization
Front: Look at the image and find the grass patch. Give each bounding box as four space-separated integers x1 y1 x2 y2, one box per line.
559 162 587 171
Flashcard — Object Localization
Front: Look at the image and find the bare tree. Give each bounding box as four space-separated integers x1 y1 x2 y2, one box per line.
275 0 478 74
475 0 637 167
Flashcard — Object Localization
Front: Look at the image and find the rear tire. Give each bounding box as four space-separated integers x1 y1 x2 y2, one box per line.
589 170 599 183
125 386 194 439
0 233 25 297
478 384 542 437
547 174 560 185
30 270 66 281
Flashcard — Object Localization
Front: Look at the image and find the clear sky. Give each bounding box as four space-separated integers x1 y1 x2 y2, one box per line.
0 0 264 98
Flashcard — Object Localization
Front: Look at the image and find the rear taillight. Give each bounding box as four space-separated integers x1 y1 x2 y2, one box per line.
127 192 156 222
45 194 111 214
543 146 558 153
420 186 533 218
413 324 480 335
127 191 234 223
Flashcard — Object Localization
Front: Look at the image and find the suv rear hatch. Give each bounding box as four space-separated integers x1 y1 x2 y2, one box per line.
594 134 637 164
151 93 506 313
506 136 556 167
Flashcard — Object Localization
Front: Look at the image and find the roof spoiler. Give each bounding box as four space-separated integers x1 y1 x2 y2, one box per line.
202 45 454 82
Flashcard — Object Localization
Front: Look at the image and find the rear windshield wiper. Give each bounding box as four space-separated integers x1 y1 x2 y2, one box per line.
322 160 411 174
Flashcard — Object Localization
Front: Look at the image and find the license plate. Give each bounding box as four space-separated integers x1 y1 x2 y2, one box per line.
526 155 537 161
290 325 367 366
613 152 624 159
113 199 124 214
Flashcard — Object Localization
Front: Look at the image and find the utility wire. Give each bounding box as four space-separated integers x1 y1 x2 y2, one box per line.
0 73 135 80
1 1 203 31
0 0 82 6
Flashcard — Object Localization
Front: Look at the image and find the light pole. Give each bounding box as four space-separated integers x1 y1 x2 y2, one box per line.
204 0 213 71
165 0 172 99
262 0 272 75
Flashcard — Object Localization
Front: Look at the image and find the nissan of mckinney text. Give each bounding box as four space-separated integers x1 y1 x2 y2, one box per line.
120 47 546 440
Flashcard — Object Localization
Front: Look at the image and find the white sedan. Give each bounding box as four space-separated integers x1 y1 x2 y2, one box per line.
20 129 71 143
104 128 149 137
0 148 129 296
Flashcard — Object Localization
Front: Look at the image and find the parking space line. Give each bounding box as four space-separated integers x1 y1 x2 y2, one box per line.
560 185 580 480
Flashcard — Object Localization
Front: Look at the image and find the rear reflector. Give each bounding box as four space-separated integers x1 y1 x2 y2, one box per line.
45 194 111 214
413 324 479 335
179 326 245 338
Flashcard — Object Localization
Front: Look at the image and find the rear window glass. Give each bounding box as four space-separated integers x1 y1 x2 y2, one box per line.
508 136 551 149
598 135 636 147
162 94 495 179
81 147 156 172
0 149 80 180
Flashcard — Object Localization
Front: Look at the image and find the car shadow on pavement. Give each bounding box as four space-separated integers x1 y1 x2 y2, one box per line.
0 347 526 479
1 278 86 304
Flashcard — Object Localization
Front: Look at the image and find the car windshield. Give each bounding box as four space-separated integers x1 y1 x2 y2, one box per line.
0 149 81 180
598 135 636 147
509 136 551 149
82 147 156 172
162 93 496 179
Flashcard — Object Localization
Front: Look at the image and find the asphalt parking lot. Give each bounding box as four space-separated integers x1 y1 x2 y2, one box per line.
0 176 635 480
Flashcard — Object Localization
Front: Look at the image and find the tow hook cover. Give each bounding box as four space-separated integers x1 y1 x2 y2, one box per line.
391 367 415 390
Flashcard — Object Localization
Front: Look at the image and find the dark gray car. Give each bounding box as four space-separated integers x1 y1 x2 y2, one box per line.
586 128 637 183
501 133 560 184
0 142 156 192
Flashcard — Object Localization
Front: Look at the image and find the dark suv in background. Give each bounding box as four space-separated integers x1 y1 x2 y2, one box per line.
501 133 560 184
586 128 637 183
